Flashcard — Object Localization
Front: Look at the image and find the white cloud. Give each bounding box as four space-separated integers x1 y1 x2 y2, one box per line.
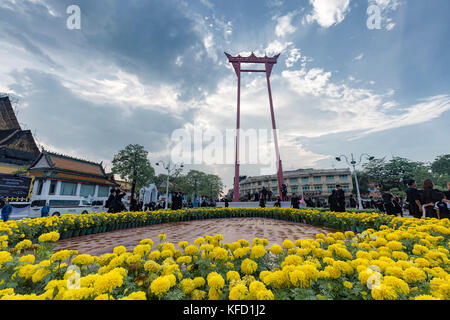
274 13 297 37
265 40 293 56
304 0 351 28
354 53 364 60
368 0 402 30
286 48 302 67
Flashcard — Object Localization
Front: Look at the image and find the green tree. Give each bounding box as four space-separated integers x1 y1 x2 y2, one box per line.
111 144 155 200
431 154 450 176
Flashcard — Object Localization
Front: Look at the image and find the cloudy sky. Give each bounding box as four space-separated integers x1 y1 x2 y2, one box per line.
1 0 449 190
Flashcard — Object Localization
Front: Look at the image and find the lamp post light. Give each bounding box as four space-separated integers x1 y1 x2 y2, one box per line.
335 153 374 209
155 161 184 210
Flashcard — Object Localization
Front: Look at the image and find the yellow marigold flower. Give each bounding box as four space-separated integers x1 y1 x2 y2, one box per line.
194 237 205 246
113 246 127 255
158 234 166 240
238 239 250 247
392 251 408 261
414 295 440 300
323 266 341 279
32 268 51 283
289 270 311 288
62 287 94 300
249 281 266 294
383 276 410 295
345 231 355 239
80 274 100 288
229 284 248 300
193 277 206 288
50 250 72 262
414 258 430 268
139 238 153 247
283 255 303 266
176 255 192 264
93 270 124 294
256 289 274 300
191 289 207 300
282 240 294 249
148 250 161 260
250 245 266 259
343 281 353 289
178 241 188 249
180 279 196 295
269 244 282 255
185 245 199 256
403 267 427 283
161 249 173 258
227 271 241 281
241 259 258 275
212 247 229 261
72 254 95 266
119 291 147 300
126 254 142 265
386 241 403 251
15 239 32 250
19 254 35 264
133 244 151 257
0 288 14 297
412 244 429 256
207 272 225 289
371 284 398 300
94 294 112 300
208 287 221 300
38 231 60 242
315 233 326 239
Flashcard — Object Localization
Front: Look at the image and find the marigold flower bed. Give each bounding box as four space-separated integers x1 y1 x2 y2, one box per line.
0 208 448 300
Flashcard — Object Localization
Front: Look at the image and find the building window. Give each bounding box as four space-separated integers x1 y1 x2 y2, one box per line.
327 186 335 192
291 187 298 194
339 175 348 181
49 181 57 195
258 181 262 186
264 181 269 186
272 180 277 185
98 186 110 198
289 178 298 184
301 177 309 183
313 176 322 183
60 182 77 196
315 186 322 192
80 184 96 198
302 185 310 192
343 185 350 192
36 180 43 195
326 176 335 181
272 187 278 194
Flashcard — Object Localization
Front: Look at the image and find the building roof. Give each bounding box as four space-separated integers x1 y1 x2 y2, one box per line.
29 150 108 179
240 168 351 184
0 96 21 130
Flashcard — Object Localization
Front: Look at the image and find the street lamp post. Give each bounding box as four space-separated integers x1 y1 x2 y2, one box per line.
335 153 374 209
156 161 183 210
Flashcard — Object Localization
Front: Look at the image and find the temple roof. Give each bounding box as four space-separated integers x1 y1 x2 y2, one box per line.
29 150 108 178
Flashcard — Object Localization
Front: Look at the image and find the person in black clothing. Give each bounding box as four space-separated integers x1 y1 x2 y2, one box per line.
261 187 268 202
369 196 376 209
393 195 403 217
422 179 439 218
349 194 357 208
434 192 450 220
268 190 273 202
328 190 338 212
281 184 287 201
291 194 299 209
114 189 126 213
335 185 346 212
254 192 259 202
224 198 229 208
247 193 251 201
381 191 396 215
106 189 116 213
259 196 266 208
406 180 422 218
274 196 281 207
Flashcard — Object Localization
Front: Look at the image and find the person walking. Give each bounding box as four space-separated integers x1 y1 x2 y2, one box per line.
369 196 377 209
382 190 396 215
328 190 338 212
335 185 346 212
1 200 13 222
193 197 199 209
41 202 50 217
291 194 299 209
261 187 268 202
274 196 281 207
422 179 439 218
106 189 116 213
224 198 229 208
